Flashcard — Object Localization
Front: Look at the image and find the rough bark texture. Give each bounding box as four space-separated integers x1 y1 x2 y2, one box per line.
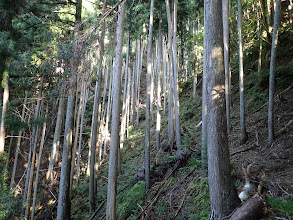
106 2 125 219
268 0 280 145
204 0 240 217
145 0 154 190
229 196 265 220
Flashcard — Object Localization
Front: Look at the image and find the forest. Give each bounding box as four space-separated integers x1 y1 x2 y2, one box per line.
0 0 293 219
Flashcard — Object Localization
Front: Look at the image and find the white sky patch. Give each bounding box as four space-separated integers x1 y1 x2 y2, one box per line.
84 0 95 13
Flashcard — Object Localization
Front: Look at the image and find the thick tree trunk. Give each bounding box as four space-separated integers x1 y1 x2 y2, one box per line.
230 196 265 220
145 0 154 190
204 0 240 217
268 0 280 145
106 2 125 219
237 0 248 145
166 0 175 145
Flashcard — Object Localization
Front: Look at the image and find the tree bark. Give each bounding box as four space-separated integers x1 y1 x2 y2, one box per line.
268 0 280 145
204 0 241 217
145 0 154 190
106 2 125 219
156 6 162 152
237 0 248 145
46 95 65 182
229 196 265 220
0 69 9 156
172 0 181 150
223 0 231 133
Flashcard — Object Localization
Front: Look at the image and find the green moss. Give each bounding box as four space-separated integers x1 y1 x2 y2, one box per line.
268 196 293 216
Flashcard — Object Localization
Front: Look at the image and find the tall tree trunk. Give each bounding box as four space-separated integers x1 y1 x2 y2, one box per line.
21 77 43 219
223 0 231 133
172 0 181 150
46 95 65 182
204 0 241 217
31 104 48 220
136 39 143 126
268 0 280 145
70 79 84 196
156 6 163 152
237 0 248 145
57 3 83 216
89 75 103 215
119 33 130 173
0 69 9 156
106 2 125 219
145 0 154 190
201 25 208 178
166 0 175 145
76 86 88 186
10 95 27 189
257 2 263 73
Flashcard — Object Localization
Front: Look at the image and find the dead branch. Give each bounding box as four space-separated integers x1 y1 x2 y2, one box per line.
229 196 265 220
277 120 293 136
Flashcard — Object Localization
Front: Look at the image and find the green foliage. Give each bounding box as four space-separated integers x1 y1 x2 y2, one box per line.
187 177 210 219
117 181 146 219
0 154 21 219
268 196 293 217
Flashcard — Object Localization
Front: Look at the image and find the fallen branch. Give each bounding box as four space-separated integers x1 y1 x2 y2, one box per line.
229 196 265 220
168 166 197 194
277 120 293 136
230 145 256 156
89 200 106 220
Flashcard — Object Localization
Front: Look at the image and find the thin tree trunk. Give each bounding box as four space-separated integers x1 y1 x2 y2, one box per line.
268 0 280 145
237 0 248 144
21 77 43 219
144 0 154 190
106 2 125 219
119 33 130 173
204 0 241 216
136 40 143 126
89 75 102 215
156 6 163 152
76 86 88 186
257 2 263 73
0 72 9 156
70 79 84 196
31 104 48 220
46 95 65 182
10 96 27 189
172 0 181 150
